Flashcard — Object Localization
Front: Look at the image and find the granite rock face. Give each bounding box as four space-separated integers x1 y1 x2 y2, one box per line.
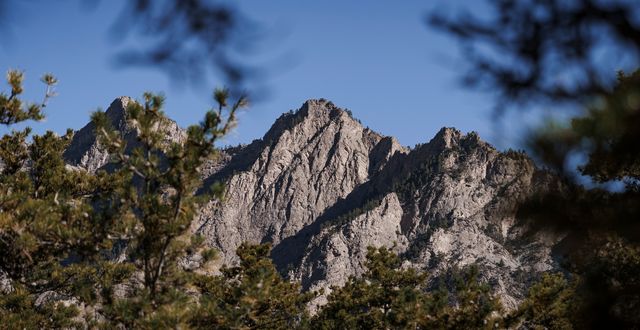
66 97 561 309
269 125 560 309
195 99 405 265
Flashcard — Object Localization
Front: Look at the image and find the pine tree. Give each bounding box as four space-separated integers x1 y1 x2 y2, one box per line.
0 69 237 327
313 246 502 329
313 246 430 329
507 273 578 330
91 89 246 327
0 69 116 328
190 243 314 329
523 70 640 327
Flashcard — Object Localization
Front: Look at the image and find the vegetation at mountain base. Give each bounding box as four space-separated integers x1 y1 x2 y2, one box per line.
506 273 579 330
189 243 315 329
313 246 503 330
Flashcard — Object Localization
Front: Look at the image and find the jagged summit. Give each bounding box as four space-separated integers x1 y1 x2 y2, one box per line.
63 97 132 172
196 99 403 263
207 98 403 180
64 96 184 172
301 98 348 116
63 97 559 310
105 96 133 118
261 98 380 145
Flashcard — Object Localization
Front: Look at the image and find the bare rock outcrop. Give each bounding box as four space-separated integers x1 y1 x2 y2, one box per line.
275 126 560 309
65 97 562 310
195 99 402 265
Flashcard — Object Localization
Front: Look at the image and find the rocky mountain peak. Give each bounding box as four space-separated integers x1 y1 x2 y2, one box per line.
104 96 133 127
195 99 404 264
432 126 460 148
294 98 349 118
261 99 374 146
423 127 486 152
64 96 184 172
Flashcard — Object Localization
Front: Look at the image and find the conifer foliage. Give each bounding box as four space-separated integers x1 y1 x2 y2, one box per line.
0 69 104 328
0 69 249 327
90 88 247 327
190 243 314 329
314 247 503 330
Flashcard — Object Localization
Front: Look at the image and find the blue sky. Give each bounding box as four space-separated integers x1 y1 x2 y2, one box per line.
0 0 521 148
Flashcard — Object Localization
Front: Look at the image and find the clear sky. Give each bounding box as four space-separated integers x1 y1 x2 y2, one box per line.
1 0 520 149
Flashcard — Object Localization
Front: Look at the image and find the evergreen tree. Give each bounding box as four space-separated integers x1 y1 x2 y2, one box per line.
313 246 502 329
521 70 640 327
0 69 243 327
190 243 314 329
92 89 246 327
507 273 578 330
313 246 430 329
427 266 503 330
0 69 113 328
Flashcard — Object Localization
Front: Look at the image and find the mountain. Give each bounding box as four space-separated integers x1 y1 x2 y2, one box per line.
65 97 563 309
64 96 185 172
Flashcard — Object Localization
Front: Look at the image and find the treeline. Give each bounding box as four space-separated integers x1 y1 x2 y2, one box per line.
2 241 576 329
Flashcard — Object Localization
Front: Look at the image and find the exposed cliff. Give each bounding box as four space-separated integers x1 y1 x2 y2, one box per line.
65 97 561 309
195 99 406 265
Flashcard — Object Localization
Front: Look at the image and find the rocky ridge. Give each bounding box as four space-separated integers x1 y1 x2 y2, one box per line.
65 97 562 309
